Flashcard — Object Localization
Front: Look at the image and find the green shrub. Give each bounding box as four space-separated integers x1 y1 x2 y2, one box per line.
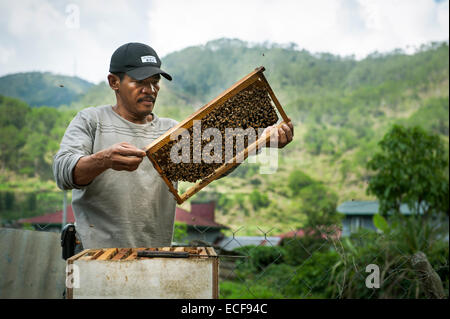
219 280 285 299
217 194 232 211
234 245 284 274
329 215 449 298
288 170 314 195
249 190 270 210
281 235 332 266
173 222 188 243
227 247 339 298
298 184 340 228
284 250 340 298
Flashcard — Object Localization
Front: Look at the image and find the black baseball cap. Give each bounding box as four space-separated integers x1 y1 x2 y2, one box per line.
109 42 172 81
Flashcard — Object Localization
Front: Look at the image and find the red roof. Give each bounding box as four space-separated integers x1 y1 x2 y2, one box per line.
19 202 227 229
190 202 215 222
278 229 308 239
278 226 341 240
175 206 227 229
19 206 75 224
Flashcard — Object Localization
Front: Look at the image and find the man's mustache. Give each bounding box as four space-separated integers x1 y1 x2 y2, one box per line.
138 95 155 103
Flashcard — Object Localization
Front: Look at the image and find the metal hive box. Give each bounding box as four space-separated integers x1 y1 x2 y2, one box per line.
66 247 218 299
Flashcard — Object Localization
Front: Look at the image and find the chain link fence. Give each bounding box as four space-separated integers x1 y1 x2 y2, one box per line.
202 222 449 299
2 202 448 299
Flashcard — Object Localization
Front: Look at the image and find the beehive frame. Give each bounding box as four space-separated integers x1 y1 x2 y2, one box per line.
144 66 290 204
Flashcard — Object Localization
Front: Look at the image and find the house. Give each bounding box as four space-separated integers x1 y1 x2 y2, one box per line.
277 226 341 244
18 206 75 233
337 200 426 236
18 201 229 246
215 236 282 251
214 227 340 252
175 201 228 245
214 226 342 253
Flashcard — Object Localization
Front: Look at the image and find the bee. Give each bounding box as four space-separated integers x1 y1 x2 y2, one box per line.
153 84 278 182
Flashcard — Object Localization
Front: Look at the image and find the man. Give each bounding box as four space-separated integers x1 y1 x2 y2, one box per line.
53 42 293 249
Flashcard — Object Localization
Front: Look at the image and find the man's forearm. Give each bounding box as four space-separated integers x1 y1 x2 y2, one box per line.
73 151 109 186
72 142 147 186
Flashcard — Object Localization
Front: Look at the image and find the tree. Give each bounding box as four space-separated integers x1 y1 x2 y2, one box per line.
249 190 270 210
299 184 340 228
364 125 449 299
288 170 314 195
367 124 449 216
173 222 188 244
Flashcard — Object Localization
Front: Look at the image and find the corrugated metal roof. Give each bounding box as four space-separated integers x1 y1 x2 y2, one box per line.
216 236 282 251
0 228 66 298
337 201 423 215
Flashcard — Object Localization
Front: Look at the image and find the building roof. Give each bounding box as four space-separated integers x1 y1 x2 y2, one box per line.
175 206 228 229
19 202 228 229
19 206 75 224
277 226 341 240
277 229 308 239
216 236 282 251
190 201 215 221
337 201 423 216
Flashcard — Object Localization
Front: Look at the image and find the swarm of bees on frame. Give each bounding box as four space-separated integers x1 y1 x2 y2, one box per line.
152 82 279 182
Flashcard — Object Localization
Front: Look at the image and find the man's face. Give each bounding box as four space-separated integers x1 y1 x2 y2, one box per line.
114 73 161 118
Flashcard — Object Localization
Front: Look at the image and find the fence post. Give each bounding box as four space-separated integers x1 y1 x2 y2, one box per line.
62 190 67 230
411 251 446 299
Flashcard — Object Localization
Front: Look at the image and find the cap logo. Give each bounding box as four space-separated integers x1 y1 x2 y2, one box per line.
141 55 157 63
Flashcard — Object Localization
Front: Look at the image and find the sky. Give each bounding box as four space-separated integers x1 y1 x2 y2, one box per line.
0 0 448 84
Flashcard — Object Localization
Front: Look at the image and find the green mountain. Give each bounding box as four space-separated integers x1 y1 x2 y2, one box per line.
157 39 450 231
0 72 93 107
0 39 448 234
162 38 448 112
66 80 196 120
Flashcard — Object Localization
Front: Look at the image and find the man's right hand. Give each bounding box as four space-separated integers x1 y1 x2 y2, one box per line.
73 142 147 186
102 142 147 171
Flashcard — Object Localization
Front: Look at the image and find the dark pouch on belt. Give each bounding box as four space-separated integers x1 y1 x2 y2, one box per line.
61 224 76 260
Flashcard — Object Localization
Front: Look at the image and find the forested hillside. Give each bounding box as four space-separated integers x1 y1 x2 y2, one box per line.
0 72 93 107
0 39 448 234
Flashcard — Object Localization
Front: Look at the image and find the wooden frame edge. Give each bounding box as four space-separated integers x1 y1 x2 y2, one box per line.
258 72 290 123
147 153 182 204
146 66 290 205
144 66 265 154
213 257 219 299
179 121 286 203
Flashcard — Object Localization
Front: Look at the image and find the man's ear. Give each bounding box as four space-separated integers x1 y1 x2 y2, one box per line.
108 74 120 92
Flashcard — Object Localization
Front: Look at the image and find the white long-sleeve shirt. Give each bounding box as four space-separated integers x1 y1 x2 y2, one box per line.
53 105 178 249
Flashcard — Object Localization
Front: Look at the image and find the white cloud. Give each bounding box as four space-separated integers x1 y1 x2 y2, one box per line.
353 0 449 55
0 0 448 83
0 46 15 64
148 0 340 56
149 0 449 58
0 0 152 83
